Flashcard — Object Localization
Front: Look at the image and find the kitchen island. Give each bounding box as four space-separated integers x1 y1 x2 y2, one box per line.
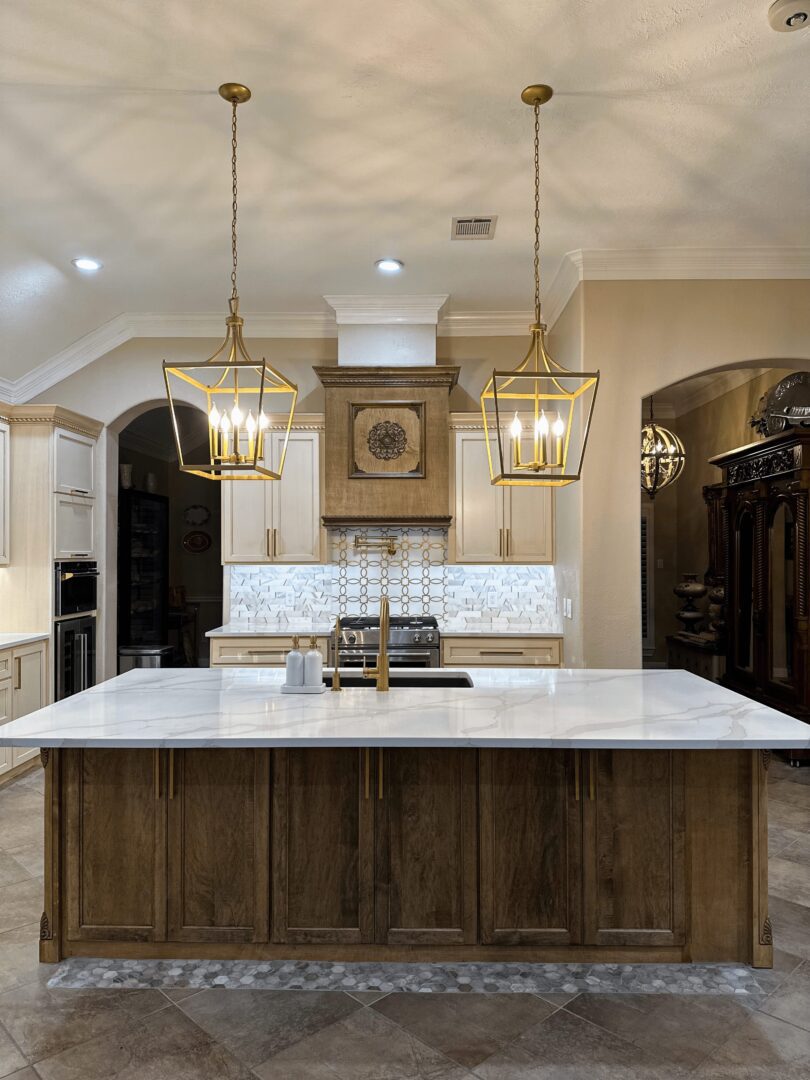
3 666 809 969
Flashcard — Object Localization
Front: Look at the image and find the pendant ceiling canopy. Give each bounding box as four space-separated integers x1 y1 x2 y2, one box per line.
480 84 599 487
163 84 297 480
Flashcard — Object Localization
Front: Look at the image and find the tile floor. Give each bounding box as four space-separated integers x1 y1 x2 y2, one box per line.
0 756 809 1078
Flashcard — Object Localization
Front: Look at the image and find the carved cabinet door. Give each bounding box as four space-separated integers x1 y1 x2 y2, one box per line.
375 748 478 945
64 748 167 942
582 750 686 948
167 749 270 943
479 749 583 945
271 748 375 944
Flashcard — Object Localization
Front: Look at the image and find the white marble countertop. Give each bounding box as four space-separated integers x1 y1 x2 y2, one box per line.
2 667 809 750
207 620 561 639
0 631 50 652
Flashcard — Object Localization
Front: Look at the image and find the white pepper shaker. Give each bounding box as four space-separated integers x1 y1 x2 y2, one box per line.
304 636 323 688
285 636 304 687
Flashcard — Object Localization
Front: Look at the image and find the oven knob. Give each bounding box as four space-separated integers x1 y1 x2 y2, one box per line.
347 633 357 645
426 632 435 643
413 633 421 643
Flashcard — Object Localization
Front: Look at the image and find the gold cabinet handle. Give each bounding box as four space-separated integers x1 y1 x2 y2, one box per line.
154 749 160 800
479 649 525 656
498 528 503 557
574 751 580 802
364 748 370 800
378 750 384 800
14 657 22 691
505 528 511 557
273 528 278 558
169 749 175 800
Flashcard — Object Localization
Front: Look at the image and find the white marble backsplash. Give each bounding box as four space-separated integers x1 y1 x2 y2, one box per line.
228 529 561 631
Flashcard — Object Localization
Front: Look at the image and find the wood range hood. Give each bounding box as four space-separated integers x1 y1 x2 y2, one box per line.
314 365 459 528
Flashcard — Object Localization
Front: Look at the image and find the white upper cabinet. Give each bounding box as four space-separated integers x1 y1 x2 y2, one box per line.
53 493 96 560
452 428 554 565
222 429 322 564
54 428 96 497
0 420 9 565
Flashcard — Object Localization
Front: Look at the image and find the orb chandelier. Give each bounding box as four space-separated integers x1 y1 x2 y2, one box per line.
163 83 297 480
641 398 686 499
480 84 599 487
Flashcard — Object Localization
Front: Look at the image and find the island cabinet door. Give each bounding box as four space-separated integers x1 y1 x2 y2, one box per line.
271 748 375 944
582 750 686 948
167 750 270 943
375 749 478 946
64 749 167 942
479 750 583 945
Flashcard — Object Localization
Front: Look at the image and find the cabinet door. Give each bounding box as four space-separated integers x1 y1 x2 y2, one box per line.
0 680 12 776
270 431 321 562
583 750 685 947
64 749 167 942
272 748 374 944
0 420 9 565
505 487 554 563
11 642 46 767
53 494 95 559
168 749 270 943
54 428 95 497
221 459 272 563
454 431 504 562
480 749 582 944
375 749 477 945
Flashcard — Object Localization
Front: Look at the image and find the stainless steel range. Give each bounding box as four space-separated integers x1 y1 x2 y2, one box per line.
332 614 440 669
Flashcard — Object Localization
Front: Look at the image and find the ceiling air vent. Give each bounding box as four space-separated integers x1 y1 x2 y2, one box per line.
451 216 497 240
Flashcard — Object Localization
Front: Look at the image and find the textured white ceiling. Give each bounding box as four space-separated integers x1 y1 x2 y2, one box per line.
1 0 809 381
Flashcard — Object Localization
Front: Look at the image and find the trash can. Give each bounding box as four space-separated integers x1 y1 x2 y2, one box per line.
118 646 174 674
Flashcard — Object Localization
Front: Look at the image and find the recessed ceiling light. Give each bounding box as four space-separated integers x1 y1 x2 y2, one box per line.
71 257 103 271
375 258 404 274
768 0 809 30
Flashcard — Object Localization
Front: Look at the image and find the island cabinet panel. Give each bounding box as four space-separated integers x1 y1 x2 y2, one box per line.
583 750 686 947
271 748 375 944
375 749 478 945
167 749 270 943
479 750 582 945
64 749 166 942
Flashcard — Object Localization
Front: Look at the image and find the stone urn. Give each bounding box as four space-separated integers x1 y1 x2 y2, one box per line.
707 584 726 640
673 573 707 632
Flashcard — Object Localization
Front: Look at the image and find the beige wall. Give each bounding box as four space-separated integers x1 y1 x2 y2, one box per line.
582 278 810 667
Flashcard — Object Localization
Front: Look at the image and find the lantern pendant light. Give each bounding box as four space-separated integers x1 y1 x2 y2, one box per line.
480 85 599 487
163 83 297 480
640 398 686 499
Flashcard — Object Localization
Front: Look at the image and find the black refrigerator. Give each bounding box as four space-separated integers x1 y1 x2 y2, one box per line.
118 490 169 650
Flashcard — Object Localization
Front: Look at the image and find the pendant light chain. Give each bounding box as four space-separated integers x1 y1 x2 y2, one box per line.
533 101 541 324
230 99 239 301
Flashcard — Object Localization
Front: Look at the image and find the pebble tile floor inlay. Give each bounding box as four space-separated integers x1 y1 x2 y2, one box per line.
2 755 810 1078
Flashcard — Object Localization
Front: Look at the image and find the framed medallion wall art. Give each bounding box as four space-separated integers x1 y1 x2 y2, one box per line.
349 401 425 479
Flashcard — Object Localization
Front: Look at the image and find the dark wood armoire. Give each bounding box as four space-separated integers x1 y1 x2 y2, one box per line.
709 431 810 750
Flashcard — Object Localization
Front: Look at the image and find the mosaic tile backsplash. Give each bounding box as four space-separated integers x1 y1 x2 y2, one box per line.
229 529 561 631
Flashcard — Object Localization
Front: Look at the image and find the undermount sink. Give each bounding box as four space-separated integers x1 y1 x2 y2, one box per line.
322 670 473 689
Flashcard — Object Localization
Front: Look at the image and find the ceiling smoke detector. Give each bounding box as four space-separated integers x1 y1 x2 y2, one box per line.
451 216 498 240
768 0 809 30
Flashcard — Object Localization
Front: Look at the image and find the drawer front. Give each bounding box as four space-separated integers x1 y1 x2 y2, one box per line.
442 637 562 668
211 637 329 667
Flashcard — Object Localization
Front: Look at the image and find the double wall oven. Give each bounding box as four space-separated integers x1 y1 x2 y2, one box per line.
55 560 98 700
331 615 440 669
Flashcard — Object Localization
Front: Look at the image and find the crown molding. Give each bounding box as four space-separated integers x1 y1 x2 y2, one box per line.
324 295 449 325
127 311 337 339
575 246 810 281
438 311 534 336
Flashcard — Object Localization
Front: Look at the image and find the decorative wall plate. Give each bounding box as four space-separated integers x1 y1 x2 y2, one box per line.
182 530 211 554
349 401 425 479
183 504 211 526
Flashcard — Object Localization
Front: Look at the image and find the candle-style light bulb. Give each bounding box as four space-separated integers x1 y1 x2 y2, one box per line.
208 404 220 428
219 412 231 459
209 404 221 460
536 411 550 438
257 410 269 459
231 403 244 427
510 412 522 468
552 414 565 467
534 411 549 468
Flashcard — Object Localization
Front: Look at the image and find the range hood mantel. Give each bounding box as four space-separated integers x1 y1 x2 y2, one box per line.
315 365 459 528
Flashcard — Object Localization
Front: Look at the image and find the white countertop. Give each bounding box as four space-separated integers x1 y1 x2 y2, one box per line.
206 620 560 639
0 631 50 651
2 666 808 750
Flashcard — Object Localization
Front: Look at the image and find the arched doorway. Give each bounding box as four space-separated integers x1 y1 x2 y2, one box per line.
113 402 222 672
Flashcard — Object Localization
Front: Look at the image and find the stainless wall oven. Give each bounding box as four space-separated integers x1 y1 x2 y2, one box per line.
55 560 99 618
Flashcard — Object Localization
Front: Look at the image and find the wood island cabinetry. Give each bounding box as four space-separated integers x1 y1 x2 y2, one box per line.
46 744 768 967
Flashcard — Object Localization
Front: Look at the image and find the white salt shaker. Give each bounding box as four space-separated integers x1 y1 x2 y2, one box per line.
285 636 304 687
304 636 323 688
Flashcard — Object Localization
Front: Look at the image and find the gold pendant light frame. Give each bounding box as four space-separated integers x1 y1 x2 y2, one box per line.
480 84 599 487
640 398 686 499
163 83 297 480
